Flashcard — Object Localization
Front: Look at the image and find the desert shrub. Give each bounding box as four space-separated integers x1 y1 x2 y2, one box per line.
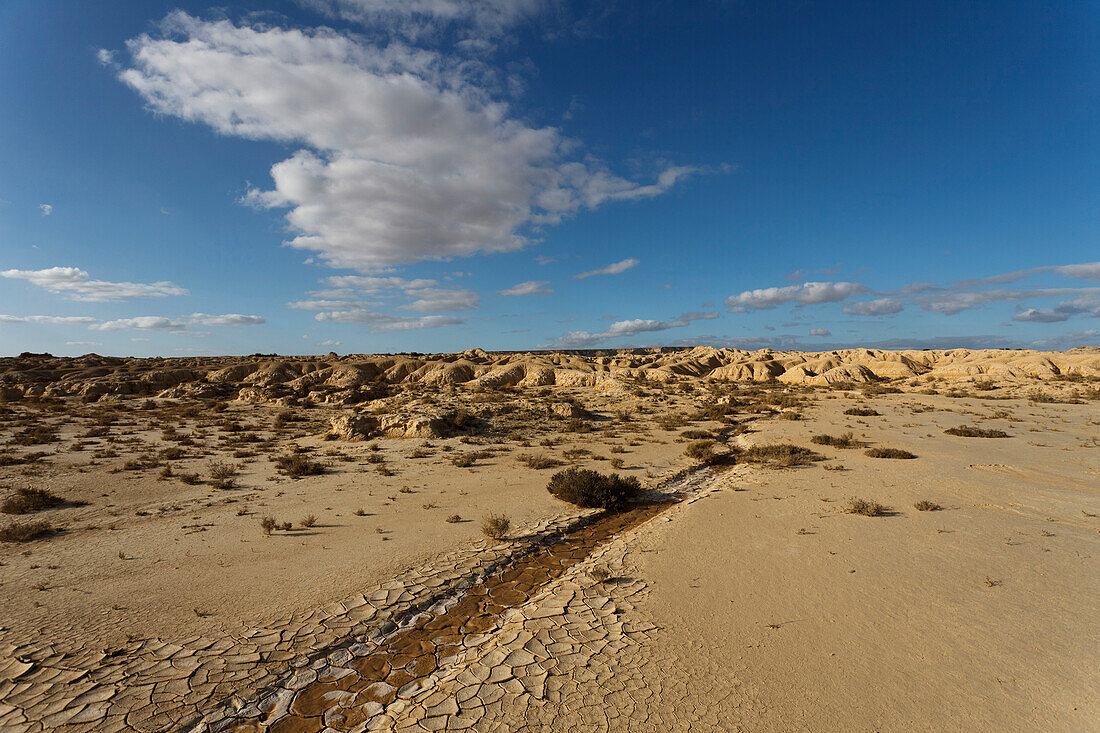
944 425 1010 438
301 514 317 527
260 516 277 535
810 432 862 449
451 453 477 468
546 467 641 509
680 429 714 439
914 500 942 511
208 460 237 480
0 519 53 542
844 407 880 416
586 564 612 583
1 487 65 515
864 447 917 459
275 454 325 477
683 440 718 464
739 444 823 467
845 498 886 516
178 472 202 485
517 453 563 469
778 411 803 421
609 457 625 470
445 514 462 523
481 513 511 540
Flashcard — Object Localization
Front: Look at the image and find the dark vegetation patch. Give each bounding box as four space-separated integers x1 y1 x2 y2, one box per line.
810 432 863 449
864 447 917 459
944 425 1010 438
738 443 823 468
546 467 641 509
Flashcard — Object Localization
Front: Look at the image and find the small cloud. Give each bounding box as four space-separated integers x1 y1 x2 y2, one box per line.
809 328 831 337
1 266 187 302
1012 308 1069 323
574 258 639 279
398 288 479 313
534 255 556 265
726 281 867 311
189 313 266 326
315 309 464 333
499 280 553 296
38 204 53 216
318 339 342 347
843 298 904 316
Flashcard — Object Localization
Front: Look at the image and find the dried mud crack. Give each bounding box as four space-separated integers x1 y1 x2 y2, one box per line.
208 471 720 733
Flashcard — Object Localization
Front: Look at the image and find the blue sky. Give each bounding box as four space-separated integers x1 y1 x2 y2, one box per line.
1 0 1097 356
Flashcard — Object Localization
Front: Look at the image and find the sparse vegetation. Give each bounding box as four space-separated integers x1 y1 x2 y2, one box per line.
914 500 942 511
739 443 823 467
260 516 277 535
275 453 325 477
683 439 719 464
546 467 641 509
844 407 880 416
0 519 53 542
810 432 862 449
300 514 317 527
845 498 886 516
1 487 66 515
864 447 917 459
517 453 563 469
944 425 1010 438
481 513 511 540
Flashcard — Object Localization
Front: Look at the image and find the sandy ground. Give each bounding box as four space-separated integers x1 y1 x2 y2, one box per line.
1 375 1098 731
635 392 1100 731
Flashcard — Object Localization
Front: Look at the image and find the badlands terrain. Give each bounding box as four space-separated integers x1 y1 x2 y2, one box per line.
0 346 1098 732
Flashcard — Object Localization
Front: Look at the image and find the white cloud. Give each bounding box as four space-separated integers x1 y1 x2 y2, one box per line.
553 311 717 348
114 13 693 271
189 313 266 326
398 287 479 312
91 316 189 332
315 308 464 332
499 280 552 296
38 204 52 216
323 275 439 292
534 255 555 265
0 315 98 325
288 299 363 310
916 287 1100 315
318 339 342 346
1 267 187 302
809 328 831 336
953 261 1100 287
1012 308 1069 323
726 281 867 311
65 341 103 347
843 298 904 316
573 258 639 279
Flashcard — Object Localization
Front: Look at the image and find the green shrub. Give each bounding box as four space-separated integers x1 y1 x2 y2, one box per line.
546 467 641 509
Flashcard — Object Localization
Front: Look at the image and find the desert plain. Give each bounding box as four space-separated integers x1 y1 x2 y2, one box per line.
0 346 1097 732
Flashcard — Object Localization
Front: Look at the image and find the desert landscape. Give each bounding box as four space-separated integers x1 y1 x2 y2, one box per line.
0 346 1097 732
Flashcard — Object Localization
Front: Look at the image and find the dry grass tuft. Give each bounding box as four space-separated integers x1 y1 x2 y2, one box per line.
0 519 53 542
944 425 1010 438
546 467 641 509
810 432 862 449
844 407 880 416
845 498 886 516
517 453 563 469
481 513 511 540
275 454 325 477
739 443 823 467
914 500 943 511
864 447 917 459
1 487 67 515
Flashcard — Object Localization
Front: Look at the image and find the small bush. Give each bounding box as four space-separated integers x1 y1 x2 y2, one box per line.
0 519 53 542
914 500 942 511
845 498 885 516
1 487 65 515
844 407 880 416
944 425 1010 438
586 564 612 583
517 453 563 469
609 457 625 470
683 440 718 464
208 460 237 480
178 472 202 485
445 514 462 523
451 453 477 468
300 514 318 527
546 467 641 509
811 432 862 449
260 516 277 535
864 447 917 459
739 444 823 467
275 454 325 477
481 513 511 540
